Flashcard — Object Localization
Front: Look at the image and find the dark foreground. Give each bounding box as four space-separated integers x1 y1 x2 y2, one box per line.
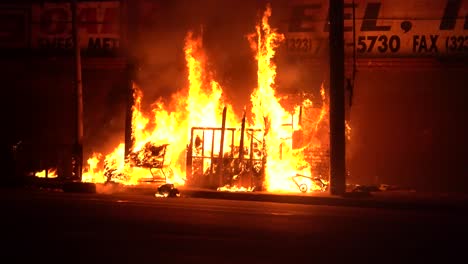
1 189 466 263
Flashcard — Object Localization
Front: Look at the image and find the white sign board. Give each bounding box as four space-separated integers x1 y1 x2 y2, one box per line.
279 0 468 57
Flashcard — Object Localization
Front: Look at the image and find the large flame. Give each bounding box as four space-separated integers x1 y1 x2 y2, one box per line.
82 31 237 186
248 4 329 193
82 3 330 194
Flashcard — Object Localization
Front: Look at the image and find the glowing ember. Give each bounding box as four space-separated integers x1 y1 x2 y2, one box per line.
345 121 352 141
217 185 254 192
35 168 58 178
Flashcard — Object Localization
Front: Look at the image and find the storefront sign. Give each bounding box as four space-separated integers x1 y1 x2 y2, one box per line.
281 0 468 57
30 1 120 51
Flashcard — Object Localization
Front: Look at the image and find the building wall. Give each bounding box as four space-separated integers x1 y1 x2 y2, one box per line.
1 0 129 178
349 62 468 192
123 0 468 192
270 0 468 192
3 0 467 191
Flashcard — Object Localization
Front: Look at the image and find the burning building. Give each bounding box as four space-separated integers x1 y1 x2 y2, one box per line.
81 4 332 194
4 0 468 193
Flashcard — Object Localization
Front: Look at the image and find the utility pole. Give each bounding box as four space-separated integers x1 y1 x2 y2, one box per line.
218 106 227 187
71 0 83 181
328 0 346 195
122 0 135 158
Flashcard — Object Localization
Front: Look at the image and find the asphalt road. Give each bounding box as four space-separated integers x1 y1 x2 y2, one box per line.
1 189 466 263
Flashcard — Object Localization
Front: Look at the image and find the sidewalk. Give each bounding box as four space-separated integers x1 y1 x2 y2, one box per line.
16 178 468 212
110 183 468 212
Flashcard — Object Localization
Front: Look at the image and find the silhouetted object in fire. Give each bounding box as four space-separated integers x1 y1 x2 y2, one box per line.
104 143 172 184
292 174 328 193
128 143 169 169
187 127 265 191
155 183 180 198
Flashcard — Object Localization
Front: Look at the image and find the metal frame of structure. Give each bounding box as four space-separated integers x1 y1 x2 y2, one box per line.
186 126 265 190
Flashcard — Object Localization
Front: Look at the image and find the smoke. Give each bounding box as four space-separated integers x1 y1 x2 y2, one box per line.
82 0 332 168
131 0 268 116
131 0 328 117
82 70 127 160
82 0 270 164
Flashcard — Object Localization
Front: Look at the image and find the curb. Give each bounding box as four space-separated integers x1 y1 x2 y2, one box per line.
118 185 468 213
181 190 467 212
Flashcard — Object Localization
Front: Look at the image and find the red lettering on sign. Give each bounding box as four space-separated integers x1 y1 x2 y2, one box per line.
39 6 119 35
40 8 68 35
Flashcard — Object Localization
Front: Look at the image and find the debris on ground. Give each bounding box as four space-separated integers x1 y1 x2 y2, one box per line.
155 183 180 198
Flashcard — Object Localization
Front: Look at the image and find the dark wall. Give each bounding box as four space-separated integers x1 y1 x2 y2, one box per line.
2 60 74 176
1 0 129 179
349 67 468 192
82 68 127 158
3 59 127 176
3 62 72 146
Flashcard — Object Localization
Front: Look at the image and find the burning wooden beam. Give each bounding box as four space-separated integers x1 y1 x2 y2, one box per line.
218 106 227 187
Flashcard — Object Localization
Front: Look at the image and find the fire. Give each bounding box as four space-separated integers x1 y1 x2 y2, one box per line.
35 168 58 178
315 84 328 131
182 31 238 129
82 31 237 186
345 120 352 141
82 152 105 183
81 3 330 194
217 185 254 192
248 4 329 193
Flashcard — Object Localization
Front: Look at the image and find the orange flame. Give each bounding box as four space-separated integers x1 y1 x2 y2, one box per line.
248 4 329 193
82 153 105 183
35 168 58 178
82 3 330 194
345 120 352 141
82 31 237 186
217 185 254 192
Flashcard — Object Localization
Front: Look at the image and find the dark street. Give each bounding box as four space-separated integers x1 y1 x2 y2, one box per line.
1 189 466 263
